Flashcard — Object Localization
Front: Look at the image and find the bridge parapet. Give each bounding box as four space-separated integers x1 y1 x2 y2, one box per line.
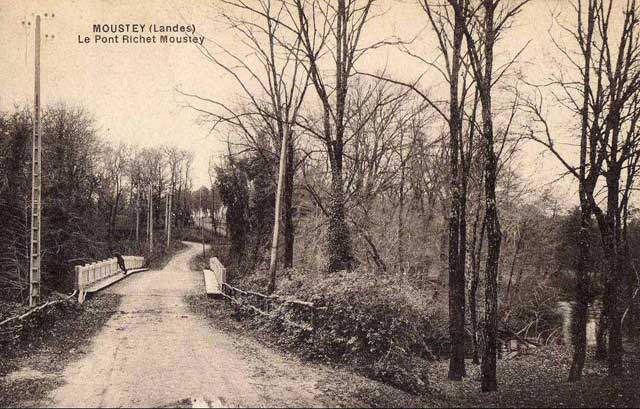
74 256 145 302
203 257 226 297
122 256 145 270
209 258 226 289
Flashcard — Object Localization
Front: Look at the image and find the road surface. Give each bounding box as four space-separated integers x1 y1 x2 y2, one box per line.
42 242 337 408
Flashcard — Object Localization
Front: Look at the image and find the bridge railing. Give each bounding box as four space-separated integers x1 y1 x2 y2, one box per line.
221 281 325 334
122 256 145 270
209 257 226 291
74 256 145 293
208 258 325 335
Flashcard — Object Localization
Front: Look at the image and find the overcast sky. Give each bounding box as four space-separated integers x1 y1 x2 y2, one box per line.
0 0 581 201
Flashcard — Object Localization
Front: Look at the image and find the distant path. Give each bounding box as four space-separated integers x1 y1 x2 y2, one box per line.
41 242 334 408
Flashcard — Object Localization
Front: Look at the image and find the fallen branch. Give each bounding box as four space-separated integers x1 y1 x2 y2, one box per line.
544 327 561 345
224 292 271 318
278 298 315 308
500 324 541 347
222 282 318 308
621 285 639 325
0 290 77 328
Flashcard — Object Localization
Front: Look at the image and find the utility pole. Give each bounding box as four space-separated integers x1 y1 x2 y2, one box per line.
164 192 168 245
268 126 288 294
166 190 172 247
29 15 42 307
148 184 153 253
211 183 218 236
135 190 140 242
200 189 205 258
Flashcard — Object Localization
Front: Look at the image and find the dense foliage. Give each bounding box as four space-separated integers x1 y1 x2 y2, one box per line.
0 104 204 302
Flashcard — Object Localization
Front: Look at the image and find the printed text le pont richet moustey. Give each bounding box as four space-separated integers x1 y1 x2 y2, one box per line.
78 24 205 45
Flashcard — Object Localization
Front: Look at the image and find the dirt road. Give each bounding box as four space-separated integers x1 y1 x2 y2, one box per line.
41 242 337 408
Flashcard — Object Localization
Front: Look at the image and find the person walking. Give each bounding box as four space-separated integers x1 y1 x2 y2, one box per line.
115 253 128 275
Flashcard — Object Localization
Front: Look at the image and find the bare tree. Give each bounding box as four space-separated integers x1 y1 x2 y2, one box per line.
360 0 483 382
419 0 477 380
527 0 640 379
343 81 425 273
97 143 129 249
128 149 145 243
181 0 309 290
137 148 166 251
165 147 190 247
288 0 378 272
462 0 529 392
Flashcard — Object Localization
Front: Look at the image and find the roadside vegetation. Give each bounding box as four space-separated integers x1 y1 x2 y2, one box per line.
0 294 121 407
196 235 640 407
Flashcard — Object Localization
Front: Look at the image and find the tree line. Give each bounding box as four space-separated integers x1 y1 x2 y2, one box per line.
0 103 207 300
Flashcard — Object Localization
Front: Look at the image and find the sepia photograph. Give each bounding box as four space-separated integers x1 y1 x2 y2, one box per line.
0 0 639 407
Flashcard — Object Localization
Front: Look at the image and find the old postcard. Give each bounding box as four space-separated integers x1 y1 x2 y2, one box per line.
0 1 638 408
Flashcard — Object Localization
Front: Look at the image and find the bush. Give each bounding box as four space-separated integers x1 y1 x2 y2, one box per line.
503 278 562 342
241 267 447 394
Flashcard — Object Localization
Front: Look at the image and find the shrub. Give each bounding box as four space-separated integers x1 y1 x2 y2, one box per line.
247 267 447 394
503 278 562 342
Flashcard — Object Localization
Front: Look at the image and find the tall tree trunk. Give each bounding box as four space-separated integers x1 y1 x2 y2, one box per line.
176 185 183 228
591 189 622 374
397 130 406 273
622 205 636 340
327 163 352 272
283 135 295 268
569 197 592 380
469 198 485 365
167 191 172 248
604 174 624 375
596 307 608 359
325 0 353 273
210 184 217 236
164 193 169 246
108 204 115 248
148 184 153 253
135 190 140 242
480 135 501 392
447 2 466 380
479 1 502 392
569 0 596 377
108 186 120 249
629 264 640 341
268 125 288 293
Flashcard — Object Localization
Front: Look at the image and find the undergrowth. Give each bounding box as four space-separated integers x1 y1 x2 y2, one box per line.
230 266 448 394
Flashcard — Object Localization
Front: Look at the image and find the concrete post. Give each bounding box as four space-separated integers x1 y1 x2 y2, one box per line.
75 265 82 291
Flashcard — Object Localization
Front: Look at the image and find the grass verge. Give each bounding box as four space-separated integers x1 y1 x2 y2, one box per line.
427 343 640 408
0 294 121 407
185 292 439 408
